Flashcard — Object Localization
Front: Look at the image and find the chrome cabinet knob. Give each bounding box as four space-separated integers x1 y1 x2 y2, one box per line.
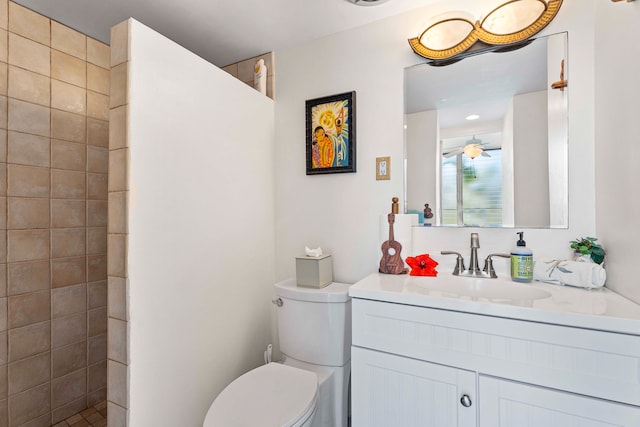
272 298 283 307
460 394 472 408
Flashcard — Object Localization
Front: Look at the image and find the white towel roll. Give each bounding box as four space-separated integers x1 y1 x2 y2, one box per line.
379 213 418 258
534 257 606 289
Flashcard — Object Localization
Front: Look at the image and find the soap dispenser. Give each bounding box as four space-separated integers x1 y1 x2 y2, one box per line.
511 232 533 283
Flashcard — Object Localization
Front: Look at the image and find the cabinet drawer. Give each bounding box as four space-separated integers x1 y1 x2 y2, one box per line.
353 298 640 406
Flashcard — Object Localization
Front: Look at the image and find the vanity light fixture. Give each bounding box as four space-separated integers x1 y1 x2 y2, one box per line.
409 0 563 62
345 0 390 6
611 0 635 2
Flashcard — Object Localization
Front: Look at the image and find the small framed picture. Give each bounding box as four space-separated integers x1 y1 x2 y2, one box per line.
305 91 356 175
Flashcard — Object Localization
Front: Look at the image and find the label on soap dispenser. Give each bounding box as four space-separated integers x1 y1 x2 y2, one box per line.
511 255 533 281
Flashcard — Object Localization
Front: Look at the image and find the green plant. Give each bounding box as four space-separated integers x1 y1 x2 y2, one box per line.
570 237 606 265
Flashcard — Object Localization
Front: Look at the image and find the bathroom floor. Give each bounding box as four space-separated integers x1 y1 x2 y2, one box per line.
51 402 108 427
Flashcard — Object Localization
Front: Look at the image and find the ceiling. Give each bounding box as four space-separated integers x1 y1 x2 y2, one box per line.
14 0 438 67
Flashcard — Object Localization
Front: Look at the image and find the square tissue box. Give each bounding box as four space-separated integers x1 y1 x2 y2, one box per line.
296 254 333 288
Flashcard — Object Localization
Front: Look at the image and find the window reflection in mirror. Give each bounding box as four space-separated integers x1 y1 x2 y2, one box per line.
404 32 568 228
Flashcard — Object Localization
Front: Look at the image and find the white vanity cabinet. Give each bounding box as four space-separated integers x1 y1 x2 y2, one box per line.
350 274 640 427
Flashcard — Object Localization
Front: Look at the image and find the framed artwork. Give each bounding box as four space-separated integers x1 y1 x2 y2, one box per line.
305 91 356 175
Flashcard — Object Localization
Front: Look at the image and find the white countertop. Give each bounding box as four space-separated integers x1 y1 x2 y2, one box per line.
349 272 640 335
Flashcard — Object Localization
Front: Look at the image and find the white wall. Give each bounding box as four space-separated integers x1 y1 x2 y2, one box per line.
127 21 276 425
275 0 596 284
594 1 640 303
405 110 438 217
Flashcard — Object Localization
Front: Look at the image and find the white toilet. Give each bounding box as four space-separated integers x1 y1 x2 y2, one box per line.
203 278 352 427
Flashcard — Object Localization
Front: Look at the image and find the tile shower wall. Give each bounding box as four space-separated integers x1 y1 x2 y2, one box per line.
0 1 110 426
221 52 275 99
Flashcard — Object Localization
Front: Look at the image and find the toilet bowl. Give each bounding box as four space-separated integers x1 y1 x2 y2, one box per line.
204 279 351 427
203 362 318 427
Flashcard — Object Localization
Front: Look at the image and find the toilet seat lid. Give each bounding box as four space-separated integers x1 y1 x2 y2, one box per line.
203 363 318 427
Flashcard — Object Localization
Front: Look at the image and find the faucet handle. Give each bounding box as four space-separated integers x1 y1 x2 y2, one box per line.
440 251 466 276
483 253 510 279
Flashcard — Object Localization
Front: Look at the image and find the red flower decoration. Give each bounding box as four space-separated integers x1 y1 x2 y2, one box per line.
406 254 439 276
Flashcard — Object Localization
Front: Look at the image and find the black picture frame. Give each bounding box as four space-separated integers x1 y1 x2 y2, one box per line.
305 91 356 175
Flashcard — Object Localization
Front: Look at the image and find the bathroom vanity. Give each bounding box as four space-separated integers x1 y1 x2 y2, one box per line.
349 273 640 426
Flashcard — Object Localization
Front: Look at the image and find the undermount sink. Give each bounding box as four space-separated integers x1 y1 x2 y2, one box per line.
405 275 552 305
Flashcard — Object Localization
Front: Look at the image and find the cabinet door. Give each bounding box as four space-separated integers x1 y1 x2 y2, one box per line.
351 346 476 427
479 375 640 426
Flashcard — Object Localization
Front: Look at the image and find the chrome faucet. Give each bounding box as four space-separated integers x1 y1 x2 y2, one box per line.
441 233 510 278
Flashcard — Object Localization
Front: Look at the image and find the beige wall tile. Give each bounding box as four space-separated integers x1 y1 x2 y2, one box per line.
51 256 85 288
88 307 106 337
88 145 108 174
51 312 86 348
108 192 127 235
0 264 6 298
51 50 86 88
0 297 5 331
8 290 50 328
51 169 85 199
7 131 50 167
107 401 127 427
0 230 6 262
89 360 107 393
87 333 106 365
0 330 5 365
8 33 49 76
7 321 50 362
88 63 109 95
109 105 127 150
108 318 127 364
51 228 86 258
51 283 86 318
51 21 86 60
0 129 6 163
0 95 7 129
88 172 107 200
7 229 49 262
107 235 126 278
87 200 107 227
0 28 6 62
87 118 109 148
87 227 107 256
8 260 49 296
51 139 85 171
0 164 5 198
8 382 50 426
51 368 86 409
0 62 6 96
110 62 127 109
87 254 107 283
0 364 5 399
52 341 86 379
107 360 127 408
7 98 50 137
7 164 49 197
51 79 86 115
87 38 109 69
110 20 128 67
88 280 107 309
51 199 85 228
108 277 127 321
87 90 109 120
0 197 5 231
51 109 86 143
0 0 6 30
8 351 50 395
108 148 128 192
8 2 49 46
237 58 255 83
8 64 50 105
221 63 238 78
7 197 49 229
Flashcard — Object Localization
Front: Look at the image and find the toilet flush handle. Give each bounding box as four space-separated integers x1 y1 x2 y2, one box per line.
272 298 283 307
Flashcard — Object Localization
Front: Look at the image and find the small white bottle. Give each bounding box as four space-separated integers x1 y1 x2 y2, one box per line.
511 231 533 282
253 59 267 95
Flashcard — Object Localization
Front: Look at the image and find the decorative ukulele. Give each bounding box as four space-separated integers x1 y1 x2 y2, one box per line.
379 212 406 275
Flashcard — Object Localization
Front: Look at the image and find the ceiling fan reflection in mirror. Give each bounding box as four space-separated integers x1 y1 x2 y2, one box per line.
443 136 491 159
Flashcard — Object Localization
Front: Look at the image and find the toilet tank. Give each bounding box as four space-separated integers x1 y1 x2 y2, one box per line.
274 279 351 367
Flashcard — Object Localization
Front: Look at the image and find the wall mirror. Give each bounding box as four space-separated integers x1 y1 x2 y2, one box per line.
404 32 568 228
